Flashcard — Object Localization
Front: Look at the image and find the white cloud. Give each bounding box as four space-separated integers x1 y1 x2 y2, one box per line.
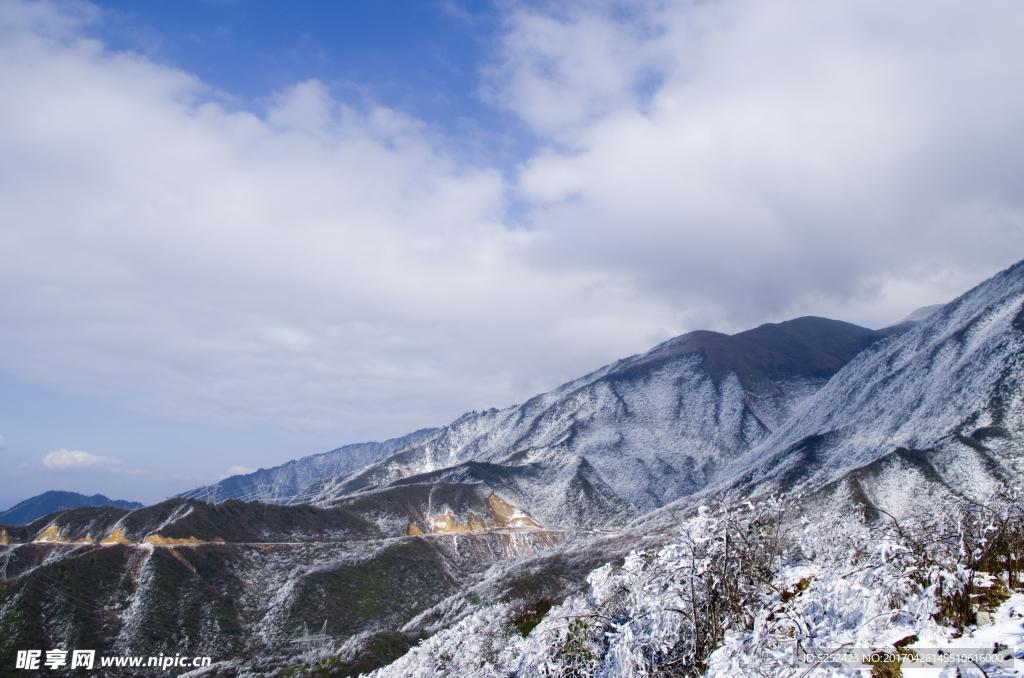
0 0 673 437
227 466 257 476
496 0 1024 326
0 434 5 449
41 448 122 469
0 0 1022 443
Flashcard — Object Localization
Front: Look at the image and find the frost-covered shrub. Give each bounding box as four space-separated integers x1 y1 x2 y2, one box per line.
890 487 1024 629
709 488 1024 677
510 499 795 677
365 603 516 677
372 489 1024 678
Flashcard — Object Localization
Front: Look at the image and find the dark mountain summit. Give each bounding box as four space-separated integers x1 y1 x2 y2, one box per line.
633 316 901 387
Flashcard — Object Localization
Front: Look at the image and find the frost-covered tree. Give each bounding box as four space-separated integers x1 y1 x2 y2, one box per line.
371 489 1024 678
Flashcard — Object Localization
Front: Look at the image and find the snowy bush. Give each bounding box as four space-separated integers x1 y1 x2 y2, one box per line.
372 489 1024 678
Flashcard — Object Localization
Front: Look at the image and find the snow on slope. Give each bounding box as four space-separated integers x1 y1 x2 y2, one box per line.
316 454 635 533
882 302 947 328
710 260 1024 504
369 495 1024 678
179 428 438 503
315 362 818 522
310 319 895 525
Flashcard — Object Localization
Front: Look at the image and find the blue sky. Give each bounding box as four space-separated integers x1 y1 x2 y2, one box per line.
87 1 525 161
2 0 1024 510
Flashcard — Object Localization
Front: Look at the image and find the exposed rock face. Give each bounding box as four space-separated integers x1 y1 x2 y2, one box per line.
324 482 546 538
421 492 543 534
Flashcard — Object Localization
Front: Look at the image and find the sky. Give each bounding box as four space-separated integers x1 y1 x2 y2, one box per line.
2 0 1024 509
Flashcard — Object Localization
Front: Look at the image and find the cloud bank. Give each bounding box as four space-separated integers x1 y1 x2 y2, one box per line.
497 0 1024 322
1 0 1023 439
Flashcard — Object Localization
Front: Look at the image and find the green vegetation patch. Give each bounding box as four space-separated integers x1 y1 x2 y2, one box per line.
129 545 245 656
290 539 457 637
153 499 379 543
0 544 131 665
300 631 416 678
500 559 572 603
509 598 555 637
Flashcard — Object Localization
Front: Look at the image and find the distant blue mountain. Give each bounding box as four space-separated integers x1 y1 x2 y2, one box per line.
0 490 142 525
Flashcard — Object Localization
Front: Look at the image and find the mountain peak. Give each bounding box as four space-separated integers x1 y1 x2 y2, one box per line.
617 316 903 389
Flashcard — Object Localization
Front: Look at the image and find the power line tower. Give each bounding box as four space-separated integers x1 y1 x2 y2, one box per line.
202 482 220 504
291 620 333 664
255 482 276 504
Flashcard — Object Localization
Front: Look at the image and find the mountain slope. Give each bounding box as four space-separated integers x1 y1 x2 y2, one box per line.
712 259 1024 506
0 496 568 678
307 318 905 524
312 453 634 534
0 491 142 526
181 428 438 503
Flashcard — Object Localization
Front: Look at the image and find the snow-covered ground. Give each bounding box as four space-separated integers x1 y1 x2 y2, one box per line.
369 491 1024 678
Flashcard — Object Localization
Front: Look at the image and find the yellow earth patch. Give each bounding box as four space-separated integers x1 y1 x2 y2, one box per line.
34 524 69 543
430 511 491 533
99 528 135 545
427 494 544 534
488 494 543 529
143 534 204 546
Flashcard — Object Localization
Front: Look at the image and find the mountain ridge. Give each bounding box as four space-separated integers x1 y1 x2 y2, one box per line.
0 490 142 526
185 315 911 531
706 259 1024 508
181 427 439 504
293 316 910 525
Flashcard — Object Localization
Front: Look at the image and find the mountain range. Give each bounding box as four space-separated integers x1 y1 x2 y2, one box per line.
5 258 1024 677
188 315 909 530
0 491 142 526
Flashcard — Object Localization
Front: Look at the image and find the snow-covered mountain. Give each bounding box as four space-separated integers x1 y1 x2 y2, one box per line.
709 259 1024 510
9 261 1024 678
310 261 1024 531
180 428 437 503
300 317 905 527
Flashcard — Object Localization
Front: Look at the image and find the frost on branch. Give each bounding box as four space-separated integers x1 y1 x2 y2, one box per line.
372 489 1024 678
